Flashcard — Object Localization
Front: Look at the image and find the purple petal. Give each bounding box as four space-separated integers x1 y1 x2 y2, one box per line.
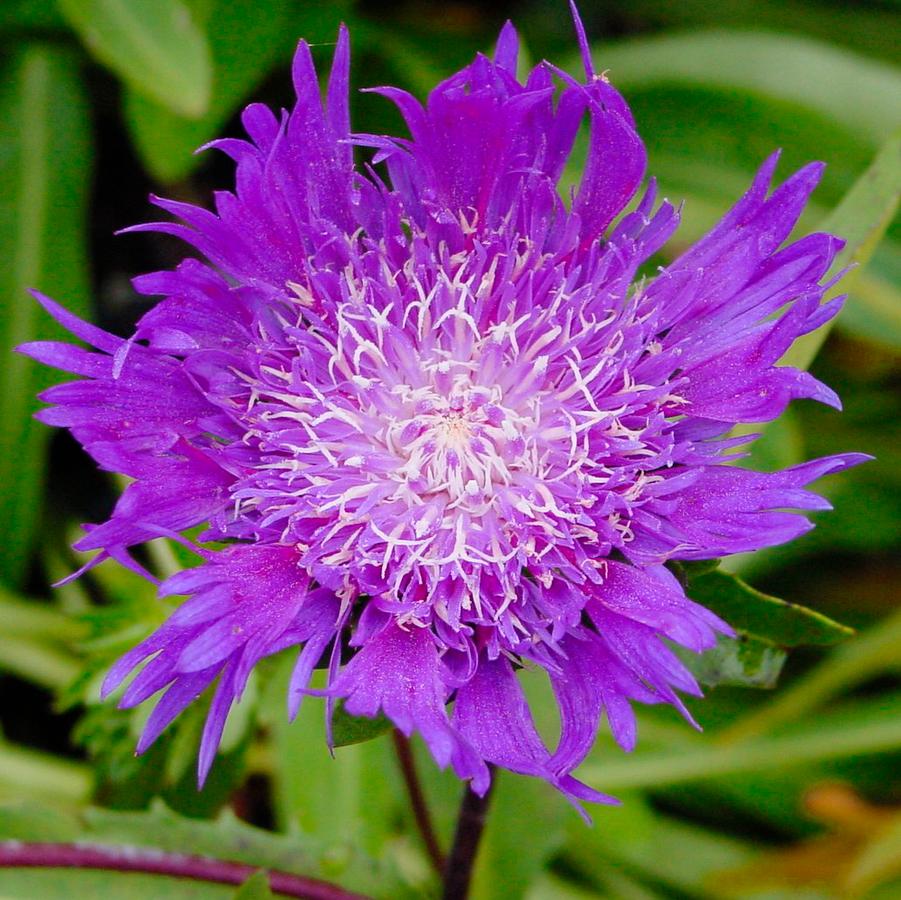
331 623 490 792
454 654 616 812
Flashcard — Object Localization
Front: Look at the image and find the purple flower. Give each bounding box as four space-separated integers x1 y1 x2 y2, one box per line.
21 13 866 813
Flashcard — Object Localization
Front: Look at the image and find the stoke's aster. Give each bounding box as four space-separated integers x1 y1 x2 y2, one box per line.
22 16 865 812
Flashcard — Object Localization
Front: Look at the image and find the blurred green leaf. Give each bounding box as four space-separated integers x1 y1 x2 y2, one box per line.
330 704 393 748
471 773 569 900
261 657 409 895
0 869 234 899
525 874 607 900
785 128 901 370
0 45 91 588
579 31 901 146
0 802 365 899
671 565 852 688
232 871 273 900
613 0 900 64
846 813 901 897
58 0 212 117
0 587 86 642
351 18 449 98
683 570 854 648
0 633 80 690
719 606 901 743
678 633 787 689
124 0 293 183
840 265 901 352
0 0 63 29
0 803 80 841
0 743 91 807
583 691 901 792
737 406 805 473
563 793 755 899
83 801 330 878
0 586 85 689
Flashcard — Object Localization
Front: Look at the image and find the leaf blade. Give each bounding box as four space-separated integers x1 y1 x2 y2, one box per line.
784 128 901 370
681 569 854 648
124 0 294 182
58 0 212 117
0 45 92 588
576 31 901 146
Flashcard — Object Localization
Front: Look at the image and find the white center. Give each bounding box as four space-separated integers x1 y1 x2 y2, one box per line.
384 384 532 504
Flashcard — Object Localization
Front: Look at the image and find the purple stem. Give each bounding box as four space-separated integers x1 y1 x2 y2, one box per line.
0 842 371 900
442 767 497 900
391 729 446 875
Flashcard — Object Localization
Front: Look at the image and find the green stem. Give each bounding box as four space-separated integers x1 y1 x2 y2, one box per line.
145 537 183 580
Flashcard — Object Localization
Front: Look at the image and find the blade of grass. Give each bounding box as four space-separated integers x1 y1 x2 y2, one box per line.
784 128 901 371
582 693 901 791
0 743 91 806
0 45 92 588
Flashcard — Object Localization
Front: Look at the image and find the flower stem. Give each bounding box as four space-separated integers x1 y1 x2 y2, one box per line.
0 842 371 900
442 767 496 900
391 729 446 875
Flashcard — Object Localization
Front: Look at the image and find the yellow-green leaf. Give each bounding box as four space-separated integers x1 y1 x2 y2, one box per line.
58 0 212 117
0 45 92 587
785 128 901 370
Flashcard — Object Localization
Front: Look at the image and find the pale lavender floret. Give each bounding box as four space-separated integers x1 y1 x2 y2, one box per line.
19 10 869 812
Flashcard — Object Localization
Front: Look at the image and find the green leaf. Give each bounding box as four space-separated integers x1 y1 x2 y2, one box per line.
0 870 234 899
581 691 901 792
58 0 212 117
81 801 329 878
562 793 754 899
232 872 273 900
840 265 901 352
672 559 721 579
737 405 805 473
0 586 85 690
0 586 87 643
677 633 787 689
124 0 294 182
471 773 569 900
261 656 411 894
601 0 900 65
683 569 854 648
525 874 608 900
576 31 901 147
0 803 366 899
0 45 92 588
784 128 901 370
0 803 80 841
0 633 80 690
0 0 64 30
718 605 901 743
846 813 901 896
670 567 852 688
0 743 91 807
330 704 394 748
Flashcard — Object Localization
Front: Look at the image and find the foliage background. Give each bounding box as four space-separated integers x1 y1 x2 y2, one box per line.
0 0 899 897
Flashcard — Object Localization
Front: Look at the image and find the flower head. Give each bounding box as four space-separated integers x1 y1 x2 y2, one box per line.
22 13 866 813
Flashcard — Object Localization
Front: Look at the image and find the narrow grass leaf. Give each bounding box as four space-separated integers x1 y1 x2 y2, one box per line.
0 45 91 587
